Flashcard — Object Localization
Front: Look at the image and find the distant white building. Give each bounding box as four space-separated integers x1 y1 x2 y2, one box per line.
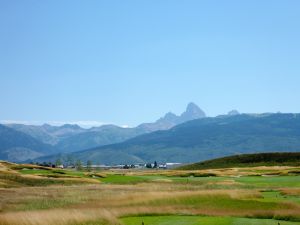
165 163 182 169
158 164 167 169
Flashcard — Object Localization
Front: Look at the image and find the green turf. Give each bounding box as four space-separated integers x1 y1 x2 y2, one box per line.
168 176 225 181
235 176 300 188
144 194 288 212
99 174 150 184
260 191 300 204
99 174 228 185
121 216 300 225
19 169 59 175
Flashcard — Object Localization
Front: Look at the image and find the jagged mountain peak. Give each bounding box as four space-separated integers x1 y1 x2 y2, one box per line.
228 110 240 116
186 102 200 111
180 102 206 121
137 102 206 132
162 112 178 122
4 102 207 157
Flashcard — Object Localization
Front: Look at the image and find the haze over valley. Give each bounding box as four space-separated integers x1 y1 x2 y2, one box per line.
0 102 206 162
1 1 300 225
2 103 300 165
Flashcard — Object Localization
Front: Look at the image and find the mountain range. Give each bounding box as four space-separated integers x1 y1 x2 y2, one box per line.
137 102 206 132
4 102 300 165
1 102 206 161
0 124 56 162
34 113 300 165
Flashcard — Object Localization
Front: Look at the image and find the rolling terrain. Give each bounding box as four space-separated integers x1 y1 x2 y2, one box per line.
1 103 206 159
178 152 300 170
36 113 300 165
0 159 300 225
0 125 56 162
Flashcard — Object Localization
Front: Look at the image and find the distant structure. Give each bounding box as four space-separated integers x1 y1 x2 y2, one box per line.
77 162 182 170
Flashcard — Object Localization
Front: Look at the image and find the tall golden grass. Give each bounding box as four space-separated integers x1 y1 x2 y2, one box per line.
0 208 119 225
280 188 300 196
1 183 300 225
1 162 300 225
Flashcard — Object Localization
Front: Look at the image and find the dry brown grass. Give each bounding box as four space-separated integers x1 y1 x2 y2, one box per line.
114 166 300 178
1 164 300 225
0 208 119 225
280 188 300 196
0 161 102 189
1 183 300 225
1 201 299 225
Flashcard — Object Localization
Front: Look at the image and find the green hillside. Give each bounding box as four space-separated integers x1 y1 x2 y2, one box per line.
178 152 300 170
0 125 57 162
5 103 205 154
35 113 300 165
55 126 146 153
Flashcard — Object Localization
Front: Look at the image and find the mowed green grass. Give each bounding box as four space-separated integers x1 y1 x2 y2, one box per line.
100 174 149 184
102 174 300 189
101 174 300 188
235 176 300 188
100 174 230 185
143 194 289 212
260 191 300 204
122 216 300 225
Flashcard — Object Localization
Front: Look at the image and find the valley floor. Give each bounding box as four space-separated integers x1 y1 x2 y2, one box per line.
0 161 300 225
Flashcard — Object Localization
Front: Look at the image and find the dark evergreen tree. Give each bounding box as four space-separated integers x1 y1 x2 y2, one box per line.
75 160 82 170
86 160 92 171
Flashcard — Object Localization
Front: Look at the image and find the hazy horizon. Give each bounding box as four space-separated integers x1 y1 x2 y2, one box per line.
0 105 295 128
1 0 300 127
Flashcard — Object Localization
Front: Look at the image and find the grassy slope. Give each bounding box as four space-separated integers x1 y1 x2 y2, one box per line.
178 152 300 170
0 161 102 188
36 113 300 165
122 216 300 225
0 124 57 162
1 161 300 225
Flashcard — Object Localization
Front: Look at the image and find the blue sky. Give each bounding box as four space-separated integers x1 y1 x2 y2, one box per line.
0 0 300 127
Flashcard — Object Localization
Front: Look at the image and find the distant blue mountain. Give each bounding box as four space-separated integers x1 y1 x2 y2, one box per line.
34 113 300 165
2 103 206 158
0 124 56 162
137 102 206 131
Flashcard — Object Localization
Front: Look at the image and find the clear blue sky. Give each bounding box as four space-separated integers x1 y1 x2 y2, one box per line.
1 0 300 127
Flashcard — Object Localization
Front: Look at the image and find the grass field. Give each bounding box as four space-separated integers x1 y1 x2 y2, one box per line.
1 161 300 225
122 216 300 225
